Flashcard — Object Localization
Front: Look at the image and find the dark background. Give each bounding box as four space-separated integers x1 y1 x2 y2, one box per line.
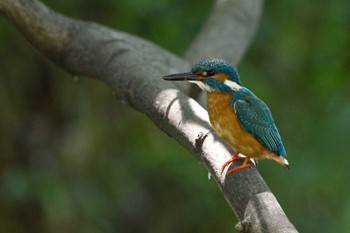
1 0 349 232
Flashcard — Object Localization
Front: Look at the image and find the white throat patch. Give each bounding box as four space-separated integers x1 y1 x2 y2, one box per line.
224 80 242 91
189 80 214 92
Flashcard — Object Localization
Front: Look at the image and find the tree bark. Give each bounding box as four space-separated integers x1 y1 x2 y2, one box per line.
0 0 298 232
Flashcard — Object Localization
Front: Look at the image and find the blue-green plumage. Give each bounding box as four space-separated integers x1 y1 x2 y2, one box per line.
192 59 242 85
163 59 289 171
232 88 287 158
202 78 232 92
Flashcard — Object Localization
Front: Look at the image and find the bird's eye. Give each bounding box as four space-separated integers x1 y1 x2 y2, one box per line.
207 69 216 76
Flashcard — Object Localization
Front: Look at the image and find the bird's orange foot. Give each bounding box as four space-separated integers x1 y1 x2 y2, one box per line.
227 156 251 174
221 152 240 172
221 153 251 174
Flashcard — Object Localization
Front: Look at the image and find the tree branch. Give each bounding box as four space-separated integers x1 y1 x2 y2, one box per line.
185 0 263 65
0 0 297 232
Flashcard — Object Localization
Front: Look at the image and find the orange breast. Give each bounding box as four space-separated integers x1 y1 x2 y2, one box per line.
207 92 269 159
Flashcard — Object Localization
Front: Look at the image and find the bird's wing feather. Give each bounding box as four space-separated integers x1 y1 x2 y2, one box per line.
233 97 286 157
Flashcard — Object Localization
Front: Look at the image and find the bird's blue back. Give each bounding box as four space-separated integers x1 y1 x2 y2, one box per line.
231 87 287 157
190 59 287 158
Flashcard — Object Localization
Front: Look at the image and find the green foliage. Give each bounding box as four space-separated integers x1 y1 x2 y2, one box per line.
0 0 349 232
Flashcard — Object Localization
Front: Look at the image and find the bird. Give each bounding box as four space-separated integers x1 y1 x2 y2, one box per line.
163 59 289 174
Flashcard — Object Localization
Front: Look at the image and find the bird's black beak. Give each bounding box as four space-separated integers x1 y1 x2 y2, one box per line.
163 72 204 81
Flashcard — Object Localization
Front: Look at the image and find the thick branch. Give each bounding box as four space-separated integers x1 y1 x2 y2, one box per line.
185 0 263 65
0 0 297 232
0 0 70 63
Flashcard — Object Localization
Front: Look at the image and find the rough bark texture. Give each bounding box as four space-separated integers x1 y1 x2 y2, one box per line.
0 0 298 232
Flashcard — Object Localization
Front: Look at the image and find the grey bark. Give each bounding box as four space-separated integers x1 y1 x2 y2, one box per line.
0 0 298 232
185 0 263 65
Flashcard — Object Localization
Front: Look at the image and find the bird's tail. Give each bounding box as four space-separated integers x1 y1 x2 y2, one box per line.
274 156 290 170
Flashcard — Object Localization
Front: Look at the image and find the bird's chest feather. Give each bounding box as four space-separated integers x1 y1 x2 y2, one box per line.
207 92 267 157
207 92 241 144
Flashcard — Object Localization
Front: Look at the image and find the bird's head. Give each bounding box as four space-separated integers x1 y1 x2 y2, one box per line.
163 59 243 92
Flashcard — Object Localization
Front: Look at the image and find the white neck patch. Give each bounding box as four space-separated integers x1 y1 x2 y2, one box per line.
189 80 214 92
224 80 242 91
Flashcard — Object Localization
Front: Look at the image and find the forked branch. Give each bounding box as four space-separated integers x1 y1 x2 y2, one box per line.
0 0 297 232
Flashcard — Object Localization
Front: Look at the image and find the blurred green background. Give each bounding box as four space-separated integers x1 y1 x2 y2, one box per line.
1 0 350 232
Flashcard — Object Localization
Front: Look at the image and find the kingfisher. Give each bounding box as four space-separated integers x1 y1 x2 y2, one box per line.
163 59 289 174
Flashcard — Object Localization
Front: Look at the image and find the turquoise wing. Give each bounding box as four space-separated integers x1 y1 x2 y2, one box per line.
233 94 286 157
